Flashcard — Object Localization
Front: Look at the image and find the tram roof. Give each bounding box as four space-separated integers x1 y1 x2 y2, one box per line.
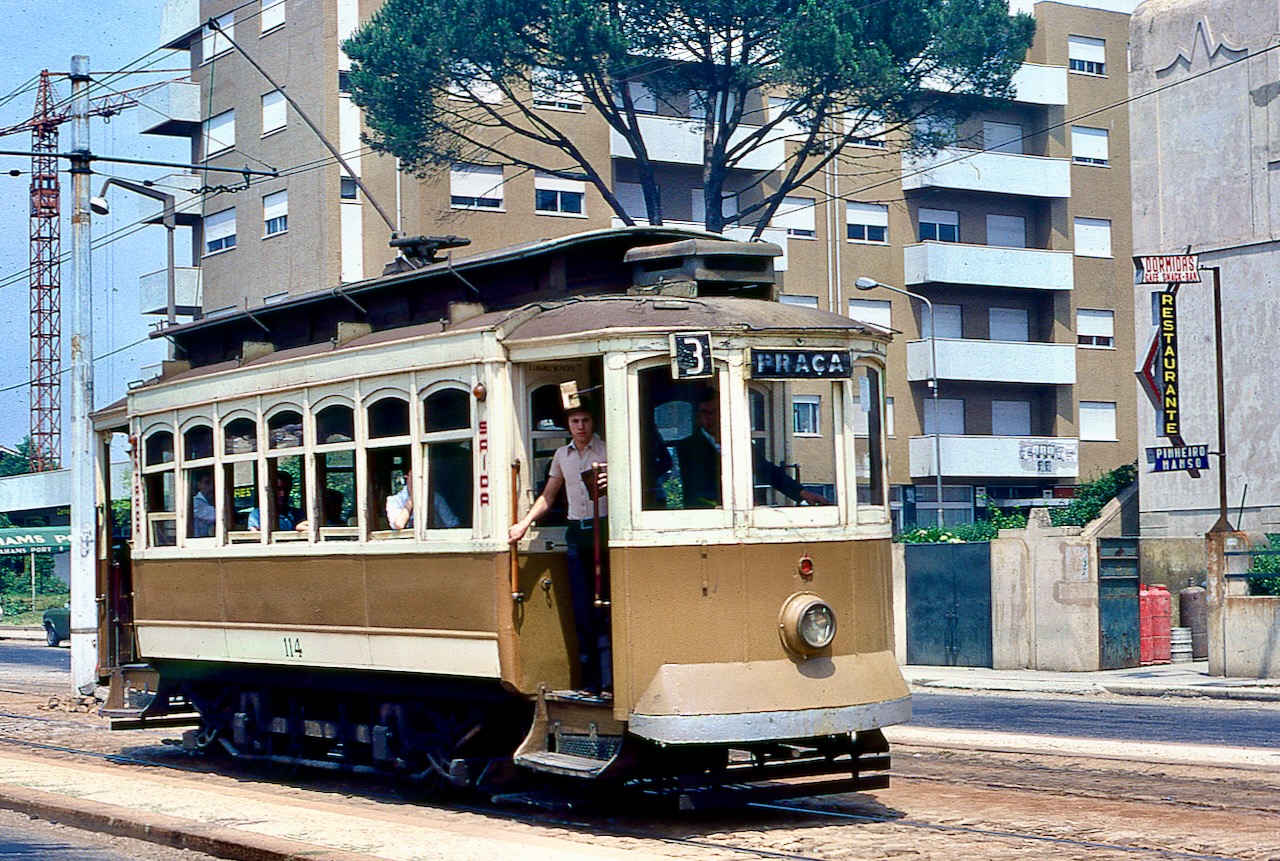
160 227 754 367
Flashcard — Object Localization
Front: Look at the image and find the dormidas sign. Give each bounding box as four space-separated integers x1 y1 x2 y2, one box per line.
1135 255 1200 284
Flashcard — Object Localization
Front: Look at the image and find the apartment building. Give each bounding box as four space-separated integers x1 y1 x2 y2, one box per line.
144 0 1138 529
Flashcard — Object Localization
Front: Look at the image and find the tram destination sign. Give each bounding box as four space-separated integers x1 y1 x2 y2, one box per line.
748 348 853 379
1147 444 1210 473
1135 254 1200 284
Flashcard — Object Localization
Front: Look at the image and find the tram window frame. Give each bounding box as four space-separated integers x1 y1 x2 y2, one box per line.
527 382 573 529
181 421 217 543
311 398 359 541
420 383 474 532
853 363 887 511
630 360 731 530
141 426 177 548
364 391 415 539
262 404 309 543
220 411 263 543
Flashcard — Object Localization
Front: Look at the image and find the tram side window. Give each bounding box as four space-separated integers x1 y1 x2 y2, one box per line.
263 455 307 538
528 384 569 525
314 403 357 539
224 460 259 536
422 388 473 530
224 416 258 455
143 430 176 546
853 365 885 506
367 395 411 534
184 424 216 539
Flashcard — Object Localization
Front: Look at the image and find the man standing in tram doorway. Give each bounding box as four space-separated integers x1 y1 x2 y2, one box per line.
509 396 610 697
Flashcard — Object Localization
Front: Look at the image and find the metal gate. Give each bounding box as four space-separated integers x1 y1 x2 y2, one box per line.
1098 537 1140 670
905 542 993 667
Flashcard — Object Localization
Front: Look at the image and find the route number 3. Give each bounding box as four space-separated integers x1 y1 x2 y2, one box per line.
669 332 714 379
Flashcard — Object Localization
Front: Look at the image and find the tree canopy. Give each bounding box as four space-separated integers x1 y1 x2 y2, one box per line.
344 0 1035 235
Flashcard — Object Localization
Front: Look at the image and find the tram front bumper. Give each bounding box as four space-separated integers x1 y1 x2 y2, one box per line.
627 650 911 745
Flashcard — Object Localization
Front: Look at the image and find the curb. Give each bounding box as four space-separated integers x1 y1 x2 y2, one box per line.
909 679 1280 704
0 783 383 861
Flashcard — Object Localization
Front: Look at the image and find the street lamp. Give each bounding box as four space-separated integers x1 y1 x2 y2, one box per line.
855 276 945 528
90 178 178 353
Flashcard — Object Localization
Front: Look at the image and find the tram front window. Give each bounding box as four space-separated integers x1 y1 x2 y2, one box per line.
638 367 837 511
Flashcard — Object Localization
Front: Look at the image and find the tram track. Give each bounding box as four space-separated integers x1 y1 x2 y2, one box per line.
0 707 1274 861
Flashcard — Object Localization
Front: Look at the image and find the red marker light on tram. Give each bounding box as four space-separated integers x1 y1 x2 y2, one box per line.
798 554 814 580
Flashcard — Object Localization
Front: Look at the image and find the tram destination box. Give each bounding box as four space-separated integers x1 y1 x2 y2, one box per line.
748 348 854 379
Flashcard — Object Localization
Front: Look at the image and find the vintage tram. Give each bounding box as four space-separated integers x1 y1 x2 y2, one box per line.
92 228 909 806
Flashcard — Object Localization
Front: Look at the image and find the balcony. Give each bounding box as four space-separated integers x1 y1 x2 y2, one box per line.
140 266 202 316
904 242 1074 291
902 148 1071 198
906 338 1075 385
1011 64 1069 106
159 0 200 49
137 173 204 227
909 435 1080 479
135 81 201 137
610 115 784 171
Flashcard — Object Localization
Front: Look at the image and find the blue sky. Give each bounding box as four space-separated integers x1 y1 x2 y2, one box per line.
0 2 189 450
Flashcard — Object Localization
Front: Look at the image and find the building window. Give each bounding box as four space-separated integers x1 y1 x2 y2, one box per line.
261 90 286 135
1071 126 1109 165
532 67 584 111
771 196 815 238
986 214 1026 248
205 207 236 254
918 207 959 242
923 398 965 436
614 81 657 114
922 303 963 339
849 297 891 330
447 72 503 104
1077 308 1115 348
263 190 288 237
261 0 285 34
846 201 888 243
202 109 235 158
992 400 1032 436
691 188 738 226
793 395 821 436
689 89 737 120
844 110 886 147
885 397 895 437
989 307 1029 342
340 175 358 200
534 172 585 216
1068 35 1106 76
450 164 504 210
983 121 1024 154
780 294 819 309
615 182 646 221
1079 401 1117 441
1074 217 1112 258
201 12 234 63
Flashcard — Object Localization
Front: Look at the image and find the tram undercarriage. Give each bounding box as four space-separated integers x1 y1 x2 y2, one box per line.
113 665 892 807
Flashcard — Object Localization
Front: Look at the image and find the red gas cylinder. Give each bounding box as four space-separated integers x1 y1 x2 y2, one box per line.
1139 584 1172 665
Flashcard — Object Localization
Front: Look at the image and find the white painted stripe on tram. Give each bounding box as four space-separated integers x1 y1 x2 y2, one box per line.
135 624 502 678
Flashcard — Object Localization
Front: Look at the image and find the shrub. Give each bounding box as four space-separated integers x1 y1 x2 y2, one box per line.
896 508 1026 544
1247 534 1280 596
1050 463 1137 528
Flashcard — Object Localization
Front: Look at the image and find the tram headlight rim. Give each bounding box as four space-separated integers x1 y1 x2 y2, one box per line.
778 591 837 658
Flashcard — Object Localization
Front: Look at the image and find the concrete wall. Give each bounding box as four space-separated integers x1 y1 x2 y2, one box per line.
1219 596 1280 678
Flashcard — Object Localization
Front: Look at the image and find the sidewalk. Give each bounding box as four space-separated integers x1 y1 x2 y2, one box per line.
0 626 43 641
903 660 1280 703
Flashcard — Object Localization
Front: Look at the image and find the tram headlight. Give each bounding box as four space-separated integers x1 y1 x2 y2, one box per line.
778 592 837 658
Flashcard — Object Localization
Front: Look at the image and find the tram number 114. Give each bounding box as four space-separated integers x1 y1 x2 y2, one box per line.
283 637 304 658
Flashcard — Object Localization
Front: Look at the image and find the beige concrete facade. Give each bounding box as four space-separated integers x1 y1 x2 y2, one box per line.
152 0 1139 529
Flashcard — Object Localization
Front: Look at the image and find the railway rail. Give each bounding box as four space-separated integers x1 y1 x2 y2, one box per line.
0 703 1276 861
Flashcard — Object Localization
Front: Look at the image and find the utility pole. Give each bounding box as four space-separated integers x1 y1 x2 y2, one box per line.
68 55 96 696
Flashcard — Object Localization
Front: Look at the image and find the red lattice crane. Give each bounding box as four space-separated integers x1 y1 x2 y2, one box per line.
1 70 177 471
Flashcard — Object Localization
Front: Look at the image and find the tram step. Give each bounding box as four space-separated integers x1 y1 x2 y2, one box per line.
516 750 620 777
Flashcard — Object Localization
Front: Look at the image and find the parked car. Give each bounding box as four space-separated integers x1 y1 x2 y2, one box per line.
42 604 69 647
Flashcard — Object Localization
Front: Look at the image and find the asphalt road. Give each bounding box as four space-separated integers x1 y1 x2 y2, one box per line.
910 690 1280 748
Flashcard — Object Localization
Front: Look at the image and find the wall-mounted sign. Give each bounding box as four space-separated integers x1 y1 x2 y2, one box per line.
748 348 854 379
1147 444 1209 472
1157 291 1180 437
1135 254 1200 284
1018 440 1078 474
669 332 714 379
